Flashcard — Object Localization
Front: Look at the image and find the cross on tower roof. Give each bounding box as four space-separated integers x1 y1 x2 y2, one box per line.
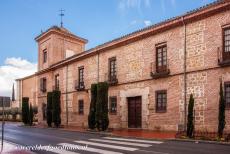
59 9 65 27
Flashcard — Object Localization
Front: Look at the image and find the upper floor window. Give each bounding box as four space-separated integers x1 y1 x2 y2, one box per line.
40 77 47 93
43 49 47 63
55 74 59 90
156 44 167 73
78 100 84 115
77 66 85 90
224 82 230 109
109 96 117 114
224 27 230 53
108 57 118 84
156 90 167 112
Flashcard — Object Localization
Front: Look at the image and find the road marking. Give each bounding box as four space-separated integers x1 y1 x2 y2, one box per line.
89 138 151 147
104 137 163 144
74 140 138 151
41 146 79 154
58 143 123 154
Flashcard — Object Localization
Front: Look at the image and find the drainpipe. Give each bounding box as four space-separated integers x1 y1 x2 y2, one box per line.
97 52 100 83
66 64 69 126
182 16 187 132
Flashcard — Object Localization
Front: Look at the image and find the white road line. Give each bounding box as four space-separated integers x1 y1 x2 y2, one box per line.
58 143 123 154
103 137 163 144
41 146 79 154
74 140 138 151
89 138 151 147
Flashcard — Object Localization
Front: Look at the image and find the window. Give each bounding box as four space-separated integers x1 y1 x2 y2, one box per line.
78 100 84 114
108 57 117 83
40 78 47 92
42 103 47 120
43 49 47 63
78 66 84 90
224 27 230 53
109 96 117 114
156 90 167 112
156 44 167 73
224 82 230 109
55 74 59 90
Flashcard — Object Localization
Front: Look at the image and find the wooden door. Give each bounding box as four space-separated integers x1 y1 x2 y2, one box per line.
128 96 142 128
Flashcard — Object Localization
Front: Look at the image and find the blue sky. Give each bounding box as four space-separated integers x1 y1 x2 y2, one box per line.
0 0 215 96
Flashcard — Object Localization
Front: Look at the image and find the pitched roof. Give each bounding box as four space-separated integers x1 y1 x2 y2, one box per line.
35 25 88 43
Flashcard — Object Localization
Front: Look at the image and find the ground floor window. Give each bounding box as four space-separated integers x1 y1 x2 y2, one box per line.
42 103 47 120
109 96 117 114
78 100 84 115
224 82 230 109
156 90 167 112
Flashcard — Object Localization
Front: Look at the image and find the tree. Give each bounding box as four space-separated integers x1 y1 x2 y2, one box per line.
88 84 97 129
52 90 61 127
29 103 34 126
218 82 226 138
187 94 194 138
47 92 53 127
22 97 29 125
96 82 109 131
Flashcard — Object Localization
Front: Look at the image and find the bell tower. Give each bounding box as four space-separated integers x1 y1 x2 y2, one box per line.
35 26 88 71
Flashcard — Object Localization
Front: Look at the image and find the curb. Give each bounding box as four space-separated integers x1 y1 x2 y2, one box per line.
170 138 230 146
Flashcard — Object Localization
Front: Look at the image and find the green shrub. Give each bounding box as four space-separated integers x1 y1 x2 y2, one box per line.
29 103 34 126
52 90 61 127
218 82 226 138
22 97 29 125
47 92 53 127
96 82 109 131
88 84 97 129
187 94 194 138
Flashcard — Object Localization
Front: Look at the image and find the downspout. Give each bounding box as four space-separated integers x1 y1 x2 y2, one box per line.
182 16 187 132
97 52 100 83
66 64 69 126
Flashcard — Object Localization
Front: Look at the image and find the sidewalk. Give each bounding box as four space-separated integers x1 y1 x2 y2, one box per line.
57 125 176 140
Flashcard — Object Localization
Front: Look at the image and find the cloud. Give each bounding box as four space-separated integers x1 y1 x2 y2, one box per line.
118 0 151 13
0 57 37 97
144 20 152 26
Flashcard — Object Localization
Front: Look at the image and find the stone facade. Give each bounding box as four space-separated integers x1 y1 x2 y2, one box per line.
16 1 230 132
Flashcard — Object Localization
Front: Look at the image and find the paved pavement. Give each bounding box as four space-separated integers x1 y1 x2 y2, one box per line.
0 122 230 154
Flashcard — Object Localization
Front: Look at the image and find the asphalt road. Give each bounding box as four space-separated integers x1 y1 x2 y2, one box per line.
0 122 230 154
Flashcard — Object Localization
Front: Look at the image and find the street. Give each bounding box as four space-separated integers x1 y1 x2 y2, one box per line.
0 122 230 154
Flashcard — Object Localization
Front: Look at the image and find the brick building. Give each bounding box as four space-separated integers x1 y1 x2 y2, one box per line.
16 0 230 132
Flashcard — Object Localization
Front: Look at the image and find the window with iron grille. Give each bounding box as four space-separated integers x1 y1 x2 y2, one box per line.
40 78 47 92
109 96 117 114
42 103 47 120
55 74 59 90
78 100 84 114
78 67 84 89
43 49 47 63
224 27 230 53
109 57 117 81
224 82 230 109
156 45 167 73
156 90 167 112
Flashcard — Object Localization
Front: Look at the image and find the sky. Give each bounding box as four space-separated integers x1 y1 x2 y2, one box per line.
0 0 215 96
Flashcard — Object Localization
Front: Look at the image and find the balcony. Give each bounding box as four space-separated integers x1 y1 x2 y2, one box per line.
218 46 230 67
150 62 170 79
75 80 85 91
40 87 47 93
108 75 118 86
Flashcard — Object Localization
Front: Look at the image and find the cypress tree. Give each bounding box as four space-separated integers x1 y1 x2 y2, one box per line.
22 97 29 125
29 103 34 126
218 82 226 138
52 90 61 128
96 82 109 131
187 94 194 138
47 92 53 127
88 84 97 129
